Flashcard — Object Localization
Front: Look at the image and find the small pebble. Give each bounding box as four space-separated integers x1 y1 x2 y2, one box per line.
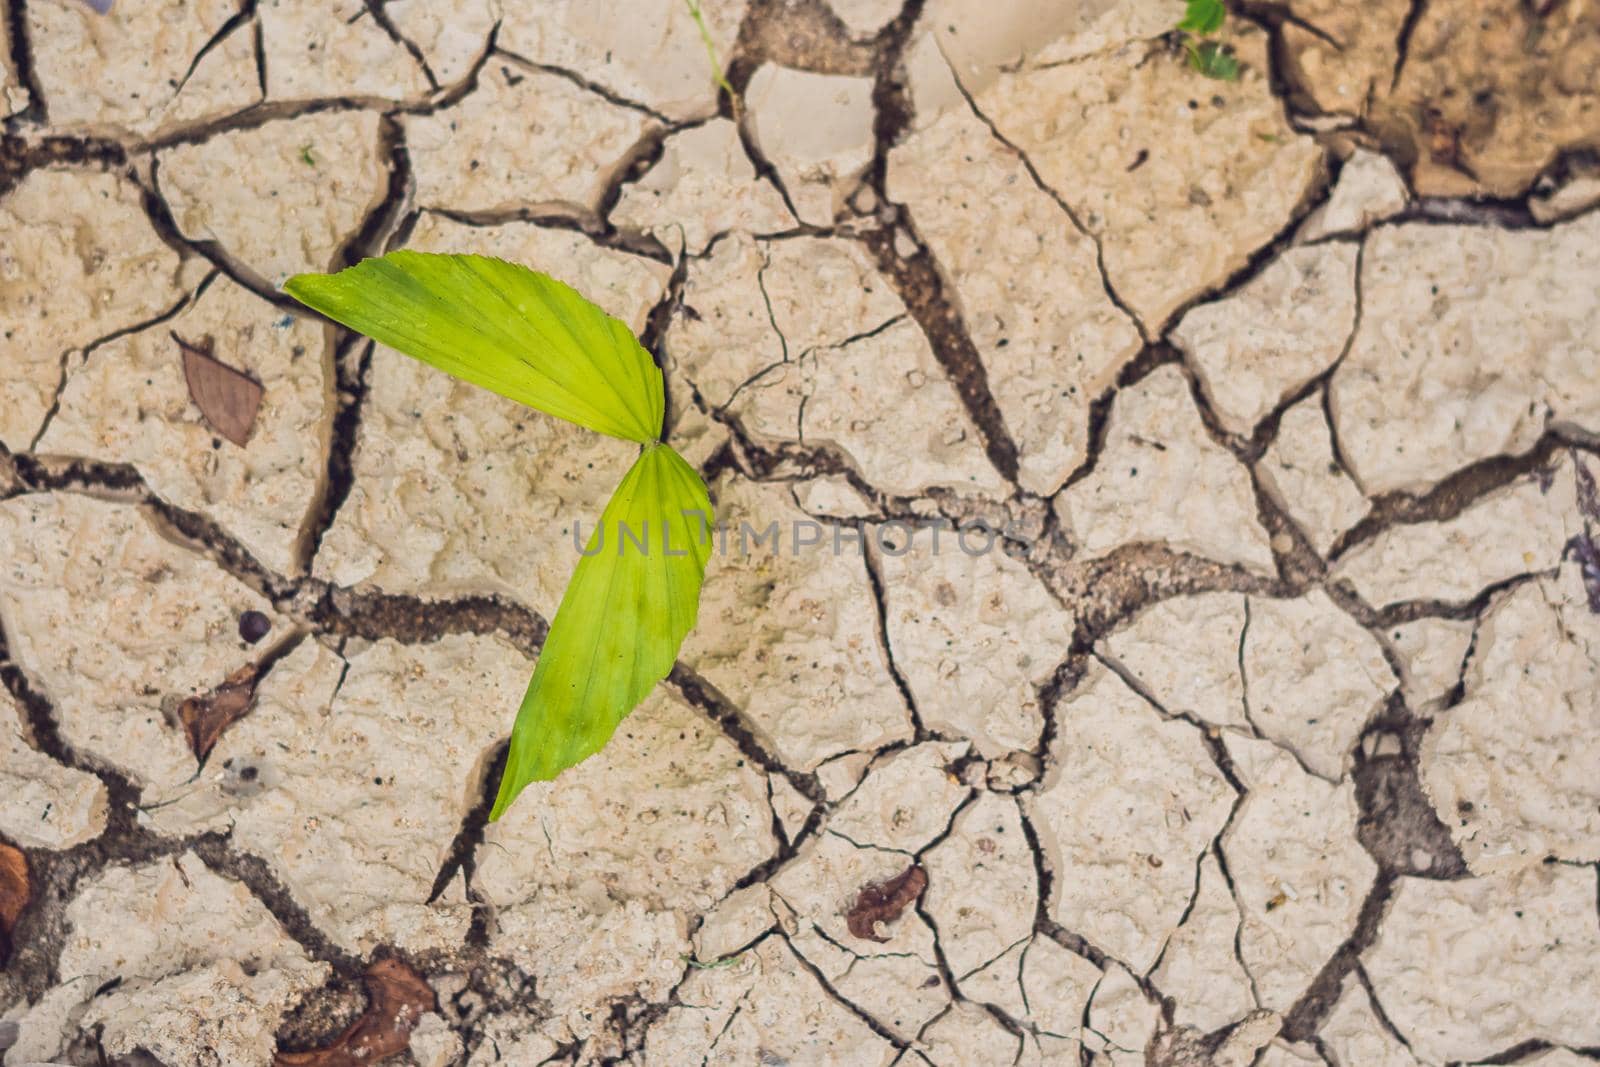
238 610 272 644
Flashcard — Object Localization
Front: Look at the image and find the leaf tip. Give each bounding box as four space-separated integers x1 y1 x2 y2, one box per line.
487 755 527 822
281 272 318 302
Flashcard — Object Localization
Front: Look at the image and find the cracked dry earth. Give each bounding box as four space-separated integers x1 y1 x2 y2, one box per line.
2 0 1600 1064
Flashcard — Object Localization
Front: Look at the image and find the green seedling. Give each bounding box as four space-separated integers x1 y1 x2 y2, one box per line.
1176 0 1240 81
684 0 734 98
285 253 714 819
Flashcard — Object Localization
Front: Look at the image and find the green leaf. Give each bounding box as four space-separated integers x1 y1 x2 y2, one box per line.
1177 0 1226 35
284 252 664 444
490 443 714 818
1187 39 1240 80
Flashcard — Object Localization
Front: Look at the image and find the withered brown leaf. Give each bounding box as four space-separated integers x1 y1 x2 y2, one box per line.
176 331 263 447
275 957 435 1067
846 864 928 943
0 840 29 966
177 663 261 760
1568 452 1600 614
1577 452 1600 524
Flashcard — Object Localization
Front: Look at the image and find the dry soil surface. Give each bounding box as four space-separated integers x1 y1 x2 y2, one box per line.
2 0 1600 1065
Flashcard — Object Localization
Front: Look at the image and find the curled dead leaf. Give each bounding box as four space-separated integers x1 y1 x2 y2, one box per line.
846 864 927 943
176 331 263 447
1568 452 1600 614
1575 453 1599 523
275 957 435 1067
176 663 261 761
1 839 29 966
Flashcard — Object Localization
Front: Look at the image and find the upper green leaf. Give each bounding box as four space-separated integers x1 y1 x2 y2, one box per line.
284 251 664 444
490 443 714 819
1177 0 1226 35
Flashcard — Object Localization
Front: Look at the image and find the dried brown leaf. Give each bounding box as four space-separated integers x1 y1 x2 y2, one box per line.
275 958 435 1067
846 864 927 943
177 331 263 447
1569 452 1600 614
176 663 260 760
1569 533 1600 615
0 840 29 966
1576 453 1600 526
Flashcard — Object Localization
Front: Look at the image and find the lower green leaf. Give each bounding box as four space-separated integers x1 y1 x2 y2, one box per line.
1186 39 1240 81
490 443 715 819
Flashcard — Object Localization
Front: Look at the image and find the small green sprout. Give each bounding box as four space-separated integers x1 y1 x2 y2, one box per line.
684 0 734 99
1176 0 1240 81
299 144 316 167
285 253 714 819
